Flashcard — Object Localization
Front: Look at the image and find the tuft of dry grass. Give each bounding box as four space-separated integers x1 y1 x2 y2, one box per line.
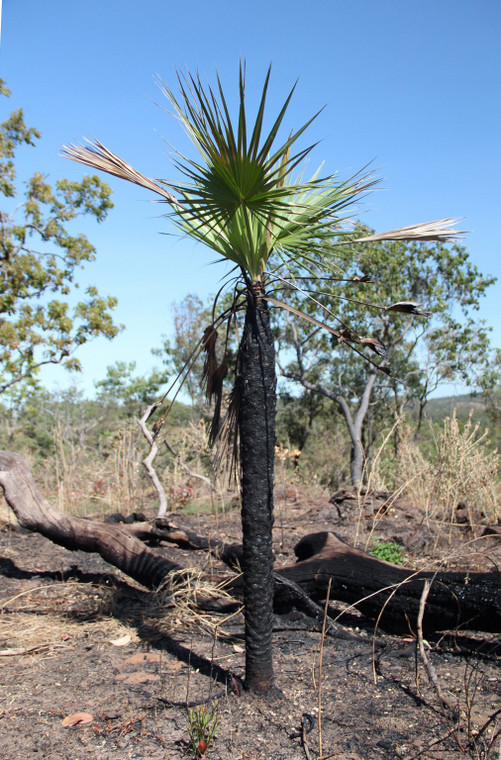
147 568 241 637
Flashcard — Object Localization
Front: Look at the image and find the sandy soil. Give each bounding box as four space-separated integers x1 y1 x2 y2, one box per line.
0 491 500 760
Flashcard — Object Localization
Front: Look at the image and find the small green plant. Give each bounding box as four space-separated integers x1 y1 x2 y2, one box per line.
369 539 407 566
186 699 220 758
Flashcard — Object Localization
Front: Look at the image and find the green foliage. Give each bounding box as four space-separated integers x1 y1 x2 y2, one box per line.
95 360 170 417
275 227 497 484
0 80 120 395
186 699 220 758
369 539 407 566
153 294 212 415
279 227 495 401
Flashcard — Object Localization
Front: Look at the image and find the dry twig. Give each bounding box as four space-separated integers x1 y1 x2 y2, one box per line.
417 579 458 720
317 578 332 757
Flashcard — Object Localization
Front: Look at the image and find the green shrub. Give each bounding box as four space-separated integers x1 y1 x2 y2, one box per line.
369 539 406 566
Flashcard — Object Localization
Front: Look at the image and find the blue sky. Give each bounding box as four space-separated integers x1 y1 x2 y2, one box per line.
1 0 500 398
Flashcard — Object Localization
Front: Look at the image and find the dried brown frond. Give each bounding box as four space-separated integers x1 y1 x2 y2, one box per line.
360 336 388 358
202 326 228 444
61 139 180 205
334 327 355 344
385 301 430 317
354 218 466 243
352 273 374 283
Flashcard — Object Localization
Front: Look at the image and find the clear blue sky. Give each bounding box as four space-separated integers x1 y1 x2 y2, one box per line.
1 0 500 397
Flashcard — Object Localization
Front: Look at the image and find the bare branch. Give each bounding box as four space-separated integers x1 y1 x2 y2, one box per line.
137 403 168 518
417 579 458 720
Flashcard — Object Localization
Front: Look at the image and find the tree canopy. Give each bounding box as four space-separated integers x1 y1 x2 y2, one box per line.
0 80 121 396
275 228 496 484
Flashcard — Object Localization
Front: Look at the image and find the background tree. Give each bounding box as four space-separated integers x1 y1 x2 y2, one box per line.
153 292 238 422
0 80 121 395
63 66 462 695
153 293 212 418
276 229 495 485
473 347 501 449
95 360 170 418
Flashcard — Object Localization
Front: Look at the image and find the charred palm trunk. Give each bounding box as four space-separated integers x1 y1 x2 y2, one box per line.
237 279 276 695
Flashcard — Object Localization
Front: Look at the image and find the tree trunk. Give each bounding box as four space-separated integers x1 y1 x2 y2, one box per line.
237 280 276 694
280 366 378 487
350 439 365 487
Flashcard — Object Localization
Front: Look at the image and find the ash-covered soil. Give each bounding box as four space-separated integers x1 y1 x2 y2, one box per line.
0 491 500 760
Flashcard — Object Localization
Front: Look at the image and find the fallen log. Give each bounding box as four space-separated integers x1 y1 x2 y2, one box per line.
0 451 180 588
1 451 499 636
276 532 501 634
123 519 243 567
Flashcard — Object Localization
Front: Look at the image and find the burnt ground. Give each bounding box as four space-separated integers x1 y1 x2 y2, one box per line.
0 491 500 760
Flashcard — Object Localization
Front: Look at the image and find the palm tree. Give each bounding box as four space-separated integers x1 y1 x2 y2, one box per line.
63 65 462 695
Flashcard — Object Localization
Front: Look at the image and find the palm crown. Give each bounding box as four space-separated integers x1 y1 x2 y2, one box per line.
63 65 461 288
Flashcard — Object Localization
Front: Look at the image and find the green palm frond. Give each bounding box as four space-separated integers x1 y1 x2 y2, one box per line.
154 64 374 279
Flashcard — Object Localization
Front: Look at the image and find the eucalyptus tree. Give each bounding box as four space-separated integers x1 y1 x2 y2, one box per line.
63 66 462 695
0 80 120 396
275 229 495 485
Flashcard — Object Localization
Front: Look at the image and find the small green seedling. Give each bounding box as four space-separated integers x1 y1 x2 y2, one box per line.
369 539 407 566
186 699 220 758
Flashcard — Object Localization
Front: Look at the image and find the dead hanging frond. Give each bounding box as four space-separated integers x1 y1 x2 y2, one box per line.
359 336 388 358
211 385 241 486
202 326 228 444
61 139 181 206
385 301 431 317
267 295 391 372
352 273 374 283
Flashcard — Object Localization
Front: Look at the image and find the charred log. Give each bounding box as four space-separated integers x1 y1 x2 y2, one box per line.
0 451 180 589
277 532 501 635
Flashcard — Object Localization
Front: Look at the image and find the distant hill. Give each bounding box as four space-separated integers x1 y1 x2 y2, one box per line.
423 394 488 425
417 393 501 450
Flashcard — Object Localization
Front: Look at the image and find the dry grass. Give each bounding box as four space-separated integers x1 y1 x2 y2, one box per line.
31 422 145 518
397 412 499 536
22 418 230 521
0 581 139 652
148 568 241 637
